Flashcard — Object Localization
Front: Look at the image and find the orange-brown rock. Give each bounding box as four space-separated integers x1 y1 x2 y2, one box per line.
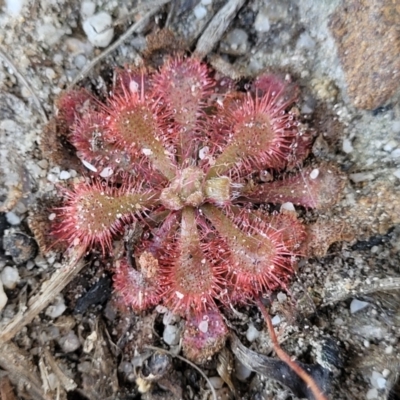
329 0 400 110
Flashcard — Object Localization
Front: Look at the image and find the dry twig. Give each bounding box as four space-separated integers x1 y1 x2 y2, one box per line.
0 247 85 342
68 1 170 88
194 0 246 57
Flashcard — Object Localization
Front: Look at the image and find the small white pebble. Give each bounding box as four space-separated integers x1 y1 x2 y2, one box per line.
47 173 58 183
382 369 390 378
246 324 260 342
366 388 378 400
309 168 319 179
194 4 207 19
350 299 370 314
45 296 67 319
4 0 25 16
391 148 400 158
281 202 295 211
59 170 71 180
48 213 56 221
342 138 354 153
393 169 400 179
209 377 224 389
34 255 48 269
80 0 96 19
383 140 397 152
271 315 281 326
5 212 21 225
385 345 393 354
201 0 212 4
254 10 270 32
163 324 180 345
199 146 209 160
277 292 287 303
0 280 8 311
371 371 386 389
334 318 344 325
59 331 81 353
235 359 252 381
37 159 49 169
83 12 114 48
26 260 35 270
100 167 113 178
363 340 370 348
1 266 20 289
349 172 374 183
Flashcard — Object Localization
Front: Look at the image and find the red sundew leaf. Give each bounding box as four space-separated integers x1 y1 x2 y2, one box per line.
182 308 228 364
202 204 293 299
105 84 176 180
161 207 226 315
251 73 299 105
242 163 347 211
207 89 299 179
52 180 159 254
56 89 95 129
113 258 161 312
151 56 215 160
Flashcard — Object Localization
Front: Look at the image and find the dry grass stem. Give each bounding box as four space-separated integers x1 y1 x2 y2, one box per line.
68 1 171 88
0 247 85 342
194 0 246 57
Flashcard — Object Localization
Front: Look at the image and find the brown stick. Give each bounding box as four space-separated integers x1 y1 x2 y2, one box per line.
256 298 328 400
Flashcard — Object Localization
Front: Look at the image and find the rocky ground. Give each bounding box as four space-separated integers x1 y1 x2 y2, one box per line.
0 0 400 399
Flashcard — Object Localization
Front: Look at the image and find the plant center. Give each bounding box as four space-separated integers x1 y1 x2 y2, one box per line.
160 166 206 210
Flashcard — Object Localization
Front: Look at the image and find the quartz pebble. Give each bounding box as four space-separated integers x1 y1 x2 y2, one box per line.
342 138 354 153
349 172 374 183
281 202 295 211
59 331 81 353
163 324 180 346
80 0 96 19
350 299 370 314
209 376 224 389
271 315 281 326
246 323 260 342
221 29 249 55
393 169 400 179
235 359 252 381
0 280 8 311
366 388 378 400
83 12 114 48
194 4 207 20
0 266 20 290
4 0 25 16
254 10 270 32
46 296 67 319
5 212 21 225
277 292 287 303
370 371 386 389
59 170 71 180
